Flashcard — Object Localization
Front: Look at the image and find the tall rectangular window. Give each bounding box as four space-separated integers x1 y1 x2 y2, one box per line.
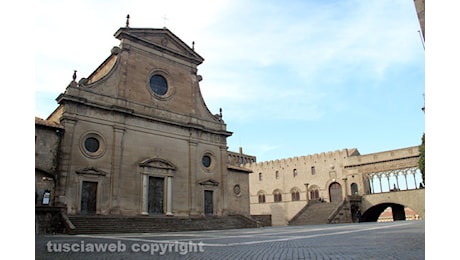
311 166 316 175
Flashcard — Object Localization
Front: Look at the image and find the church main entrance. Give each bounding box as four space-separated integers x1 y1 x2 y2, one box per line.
148 177 164 215
81 181 97 215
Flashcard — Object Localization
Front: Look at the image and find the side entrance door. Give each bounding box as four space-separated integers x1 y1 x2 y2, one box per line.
329 182 342 203
148 177 164 215
81 181 97 215
204 190 213 215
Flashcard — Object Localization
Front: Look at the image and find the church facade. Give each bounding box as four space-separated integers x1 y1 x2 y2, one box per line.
40 24 252 217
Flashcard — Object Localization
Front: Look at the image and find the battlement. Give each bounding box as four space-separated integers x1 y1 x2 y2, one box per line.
227 147 257 166
244 148 359 168
345 146 419 168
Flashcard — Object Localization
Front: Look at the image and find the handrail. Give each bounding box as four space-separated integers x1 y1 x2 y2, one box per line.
229 214 262 228
60 211 76 234
288 202 315 224
327 199 347 223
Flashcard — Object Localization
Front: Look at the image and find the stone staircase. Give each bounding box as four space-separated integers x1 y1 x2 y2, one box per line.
288 201 341 226
66 215 259 234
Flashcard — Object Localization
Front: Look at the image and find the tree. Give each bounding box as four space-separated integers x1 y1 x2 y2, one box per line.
418 133 425 184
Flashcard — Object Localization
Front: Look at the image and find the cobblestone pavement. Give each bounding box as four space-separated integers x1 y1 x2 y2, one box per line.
35 220 424 259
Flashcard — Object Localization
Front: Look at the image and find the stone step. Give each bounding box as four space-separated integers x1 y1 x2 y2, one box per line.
289 202 340 225
67 215 258 234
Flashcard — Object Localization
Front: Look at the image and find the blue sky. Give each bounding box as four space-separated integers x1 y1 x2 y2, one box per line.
35 0 425 162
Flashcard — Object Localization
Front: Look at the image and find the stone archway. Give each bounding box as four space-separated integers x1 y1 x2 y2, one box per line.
329 182 342 203
361 203 407 222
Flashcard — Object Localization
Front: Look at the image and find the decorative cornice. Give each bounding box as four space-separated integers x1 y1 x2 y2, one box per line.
56 92 232 137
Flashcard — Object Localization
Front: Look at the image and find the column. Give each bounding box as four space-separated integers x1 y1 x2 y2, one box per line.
188 141 198 215
55 118 77 207
304 183 309 203
411 169 417 189
110 126 125 214
342 178 348 197
403 172 409 190
386 173 391 192
369 174 375 194
219 145 228 215
166 176 173 216
141 174 148 215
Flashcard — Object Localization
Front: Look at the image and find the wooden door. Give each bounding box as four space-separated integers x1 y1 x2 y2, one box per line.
81 181 97 215
148 177 164 215
204 190 213 215
329 182 342 203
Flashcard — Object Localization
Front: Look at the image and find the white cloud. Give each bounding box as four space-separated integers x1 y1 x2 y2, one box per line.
35 0 425 162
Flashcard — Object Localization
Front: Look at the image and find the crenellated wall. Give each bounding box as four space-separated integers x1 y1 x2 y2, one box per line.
246 146 421 226
245 148 360 225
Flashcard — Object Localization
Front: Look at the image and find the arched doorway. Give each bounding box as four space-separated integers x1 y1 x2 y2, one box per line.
329 182 342 203
351 183 358 195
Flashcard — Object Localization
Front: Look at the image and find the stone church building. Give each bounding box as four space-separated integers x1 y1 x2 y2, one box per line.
36 23 253 219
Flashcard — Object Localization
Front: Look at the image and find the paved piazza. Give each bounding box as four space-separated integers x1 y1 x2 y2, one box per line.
36 220 424 259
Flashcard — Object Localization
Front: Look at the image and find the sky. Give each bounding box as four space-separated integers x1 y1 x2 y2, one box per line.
34 0 426 163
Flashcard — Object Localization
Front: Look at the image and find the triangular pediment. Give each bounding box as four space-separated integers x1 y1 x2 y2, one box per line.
76 167 107 176
139 158 176 170
198 179 219 186
114 27 204 65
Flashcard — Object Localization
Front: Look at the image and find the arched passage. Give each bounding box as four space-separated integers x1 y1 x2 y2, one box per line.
361 203 407 222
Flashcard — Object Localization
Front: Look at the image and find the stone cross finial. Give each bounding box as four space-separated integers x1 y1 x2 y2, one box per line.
126 14 130 28
162 15 168 28
72 70 77 82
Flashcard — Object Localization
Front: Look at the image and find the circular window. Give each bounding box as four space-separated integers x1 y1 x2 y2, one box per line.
84 137 100 153
80 133 105 158
201 152 216 173
149 74 168 96
202 155 211 168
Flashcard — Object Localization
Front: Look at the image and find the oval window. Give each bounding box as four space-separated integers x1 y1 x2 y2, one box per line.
202 155 211 168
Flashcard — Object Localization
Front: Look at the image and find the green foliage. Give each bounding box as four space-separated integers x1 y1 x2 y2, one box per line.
418 133 425 184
